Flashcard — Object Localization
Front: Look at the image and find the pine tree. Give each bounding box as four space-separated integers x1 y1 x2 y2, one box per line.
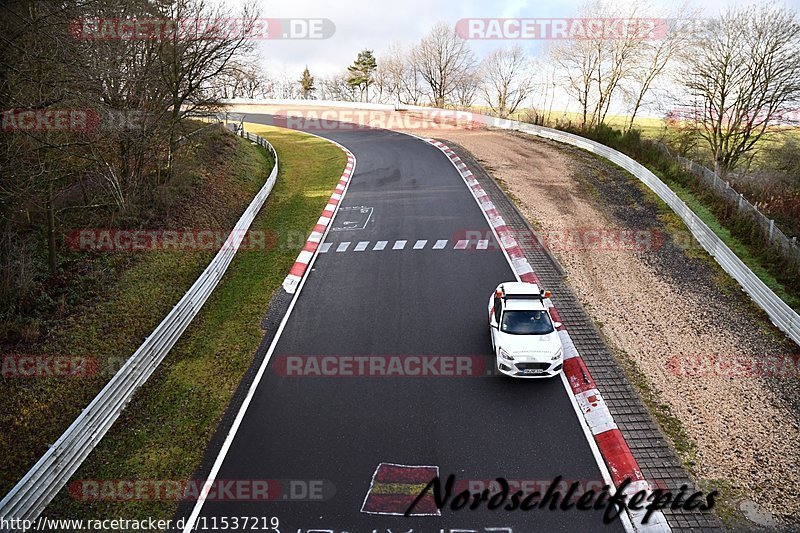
298 66 316 99
346 50 377 102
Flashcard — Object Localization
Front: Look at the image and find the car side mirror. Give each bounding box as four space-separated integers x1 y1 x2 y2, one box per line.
553 322 562 329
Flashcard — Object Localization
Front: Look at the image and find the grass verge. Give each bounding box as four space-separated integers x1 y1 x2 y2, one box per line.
38 125 345 521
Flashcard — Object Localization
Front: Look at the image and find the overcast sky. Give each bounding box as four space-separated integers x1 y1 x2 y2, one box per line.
250 0 799 77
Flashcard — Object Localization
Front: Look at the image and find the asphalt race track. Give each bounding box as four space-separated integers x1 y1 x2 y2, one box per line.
185 115 627 532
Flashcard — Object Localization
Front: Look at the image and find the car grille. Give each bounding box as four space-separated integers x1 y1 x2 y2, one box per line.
515 362 550 371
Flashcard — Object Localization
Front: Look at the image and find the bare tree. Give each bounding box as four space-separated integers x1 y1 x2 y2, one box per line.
158 0 258 179
216 53 272 99
551 32 599 127
481 45 536 118
453 69 481 108
552 0 650 127
376 42 425 105
274 71 300 99
679 4 800 175
322 72 359 101
411 22 475 107
622 7 694 132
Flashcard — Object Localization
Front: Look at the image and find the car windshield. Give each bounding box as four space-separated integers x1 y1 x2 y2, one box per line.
500 310 554 335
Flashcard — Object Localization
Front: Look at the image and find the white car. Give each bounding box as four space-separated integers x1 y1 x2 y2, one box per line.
488 282 564 378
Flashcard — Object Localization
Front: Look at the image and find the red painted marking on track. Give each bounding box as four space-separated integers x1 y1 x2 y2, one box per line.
594 430 645 485
363 493 438 515
289 262 307 277
563 357 597 394
374 464 437 483
362 463 439 516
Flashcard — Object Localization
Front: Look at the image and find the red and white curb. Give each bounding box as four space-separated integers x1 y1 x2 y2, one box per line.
427 139 670 533
282 150 356 294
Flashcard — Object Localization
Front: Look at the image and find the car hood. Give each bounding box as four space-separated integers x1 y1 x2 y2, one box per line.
496 331 561 357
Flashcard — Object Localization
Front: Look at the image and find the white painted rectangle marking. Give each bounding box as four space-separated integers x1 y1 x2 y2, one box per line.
477 240 489 250
433 239 448 249
336 242 350 252
354 241 369 251
319 243 332 253
393 240 407 250
373 241 388 251
413 240 428 250
454 239 469 250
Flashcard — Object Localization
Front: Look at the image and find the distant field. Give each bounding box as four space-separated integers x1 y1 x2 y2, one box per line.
466 106 800 169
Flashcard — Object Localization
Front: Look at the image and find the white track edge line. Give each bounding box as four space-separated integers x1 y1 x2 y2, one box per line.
182 127 356 532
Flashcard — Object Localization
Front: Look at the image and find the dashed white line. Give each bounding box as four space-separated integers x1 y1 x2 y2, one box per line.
318 239 499 254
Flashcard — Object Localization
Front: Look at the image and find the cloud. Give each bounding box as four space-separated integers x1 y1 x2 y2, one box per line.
250 0 749 77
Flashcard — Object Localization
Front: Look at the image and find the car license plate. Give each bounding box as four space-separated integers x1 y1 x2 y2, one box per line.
523 369 543 374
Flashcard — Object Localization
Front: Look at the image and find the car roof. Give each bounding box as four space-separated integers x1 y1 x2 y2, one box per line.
504 299 546 311
502 281 540 295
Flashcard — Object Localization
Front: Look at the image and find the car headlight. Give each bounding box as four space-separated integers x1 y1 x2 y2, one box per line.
551 348 563 361
498 348 513 360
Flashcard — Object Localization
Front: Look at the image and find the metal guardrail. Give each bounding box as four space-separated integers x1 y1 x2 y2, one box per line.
486 116 800 346
0 124 279 529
